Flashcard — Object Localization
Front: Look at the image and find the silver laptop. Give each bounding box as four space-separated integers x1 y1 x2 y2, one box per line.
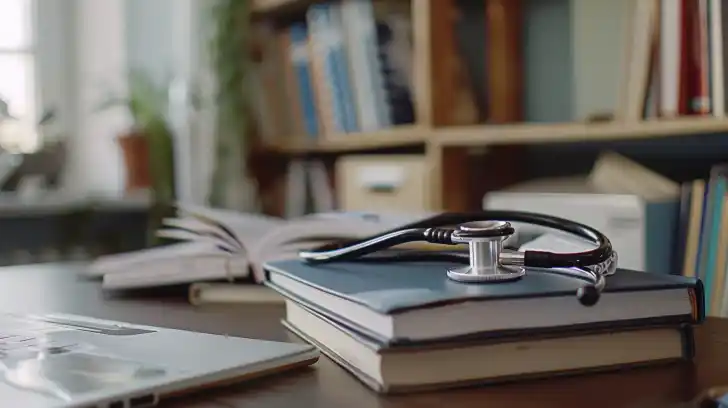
0 312 319 408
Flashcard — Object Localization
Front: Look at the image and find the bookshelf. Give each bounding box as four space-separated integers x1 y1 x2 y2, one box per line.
433 117 728 146
266 125 428 153
252 0 314 15
250 0 728 213
261 118 728 152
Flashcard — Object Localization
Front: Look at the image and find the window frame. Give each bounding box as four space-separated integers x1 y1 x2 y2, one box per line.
0 0 41 151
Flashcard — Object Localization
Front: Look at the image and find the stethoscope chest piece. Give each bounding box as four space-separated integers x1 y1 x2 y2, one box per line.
446 220 525 283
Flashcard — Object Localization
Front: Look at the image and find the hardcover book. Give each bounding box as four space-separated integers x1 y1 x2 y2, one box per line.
265 258 704 343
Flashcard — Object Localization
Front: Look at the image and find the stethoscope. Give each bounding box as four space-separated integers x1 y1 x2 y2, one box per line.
298 211 618 307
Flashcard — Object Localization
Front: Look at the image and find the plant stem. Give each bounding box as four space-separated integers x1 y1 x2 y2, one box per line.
208 0 258 210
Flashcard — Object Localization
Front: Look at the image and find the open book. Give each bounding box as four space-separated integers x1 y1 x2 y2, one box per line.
87 204 433 290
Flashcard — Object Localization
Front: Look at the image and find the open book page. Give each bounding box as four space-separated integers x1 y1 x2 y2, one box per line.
170 206 433 262
248 211 436 281
86 241 226 278
155 228 240 253
91 206 435 289
101 253 250 290
161 217 243 251
175 204 284 247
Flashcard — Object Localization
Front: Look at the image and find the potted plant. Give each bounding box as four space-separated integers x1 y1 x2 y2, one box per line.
98 70 177 205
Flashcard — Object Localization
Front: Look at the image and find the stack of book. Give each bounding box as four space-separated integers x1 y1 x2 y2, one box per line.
264 256 705 392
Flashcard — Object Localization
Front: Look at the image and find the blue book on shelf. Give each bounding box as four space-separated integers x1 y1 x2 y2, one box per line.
329 3 359 132
289 23 319 138
308 3 359 133
702 168 728 308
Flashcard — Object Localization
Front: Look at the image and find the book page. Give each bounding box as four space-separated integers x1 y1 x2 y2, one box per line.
176 204 284 247
85 241 225 278
101 254 250 290
248 211 435 281
161 217 243 250
155 229 240 253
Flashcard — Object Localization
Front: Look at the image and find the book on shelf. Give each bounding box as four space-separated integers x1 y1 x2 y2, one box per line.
678 164 728 317
264 253 704 392
252 0 416 145
621 0 725 119
86 204 433 292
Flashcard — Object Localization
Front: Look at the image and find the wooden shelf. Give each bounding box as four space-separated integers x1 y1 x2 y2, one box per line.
263 118 728 153
264 125 429 153
433 117 728 147
252 0 312 15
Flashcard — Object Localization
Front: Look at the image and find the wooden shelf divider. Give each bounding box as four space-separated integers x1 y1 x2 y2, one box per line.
252 0 313 14
265 117 728 154
433 117 728 147
264 125 429 153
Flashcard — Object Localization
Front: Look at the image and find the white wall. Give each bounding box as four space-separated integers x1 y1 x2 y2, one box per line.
50 0 215 200
125 0 178 81
124 0 217 205
63 0 129 198
35 0 75 142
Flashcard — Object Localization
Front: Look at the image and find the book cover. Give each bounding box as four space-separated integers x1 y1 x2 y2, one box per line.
265 258 705 318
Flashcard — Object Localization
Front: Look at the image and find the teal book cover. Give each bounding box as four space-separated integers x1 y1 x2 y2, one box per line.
701 166 728 308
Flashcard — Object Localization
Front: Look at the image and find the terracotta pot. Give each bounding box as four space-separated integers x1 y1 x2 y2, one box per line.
117 131 151 191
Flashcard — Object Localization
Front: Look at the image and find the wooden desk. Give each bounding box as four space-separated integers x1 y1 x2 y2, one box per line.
0 263 721 408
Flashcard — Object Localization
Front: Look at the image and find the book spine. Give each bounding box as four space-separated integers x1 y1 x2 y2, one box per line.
374 12 416 125
702 171 728 309
709 0 725 117
308 3 356 134
279 29 307 137
329 2 360 132
682 179 705 277
340 0 389 131
366 8 394 129
307 5 338 136
289 23 320 138
257 23 292 138
660 0 682 117
678 0 695 115
691 0 711 114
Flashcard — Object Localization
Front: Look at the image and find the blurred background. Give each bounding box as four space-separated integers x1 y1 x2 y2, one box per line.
0 0 725 302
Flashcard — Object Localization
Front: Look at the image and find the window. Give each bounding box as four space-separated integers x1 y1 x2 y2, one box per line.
0 0 38 152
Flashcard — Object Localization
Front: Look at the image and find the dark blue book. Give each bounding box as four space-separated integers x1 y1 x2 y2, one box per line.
264 258 704 343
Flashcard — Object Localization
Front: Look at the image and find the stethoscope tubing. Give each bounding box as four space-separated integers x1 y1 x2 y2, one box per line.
298 210 617 306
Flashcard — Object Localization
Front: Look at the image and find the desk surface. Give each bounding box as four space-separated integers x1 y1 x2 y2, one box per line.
0 263 722 408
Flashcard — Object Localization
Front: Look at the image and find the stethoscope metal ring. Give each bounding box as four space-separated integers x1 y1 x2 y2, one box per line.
447 264 525 282
447 220 526 283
